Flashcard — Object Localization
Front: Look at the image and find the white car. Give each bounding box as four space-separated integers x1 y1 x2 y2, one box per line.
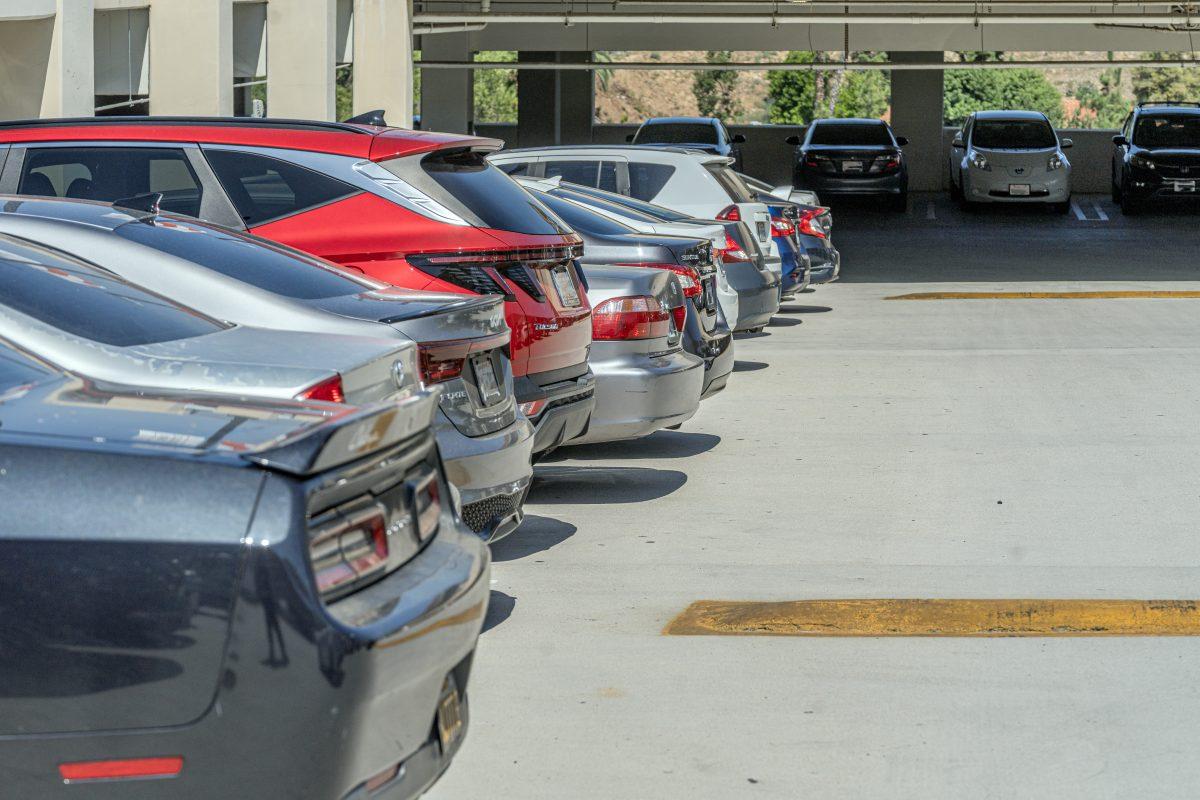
949 110 1073 213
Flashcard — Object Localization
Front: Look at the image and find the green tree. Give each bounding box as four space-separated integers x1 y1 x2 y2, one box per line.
335 65 353 122
692 51 741 119
1065 68 1128 129
943 69 1064 126
767 52 890 124
474 51 518 123
1131 53 1200 104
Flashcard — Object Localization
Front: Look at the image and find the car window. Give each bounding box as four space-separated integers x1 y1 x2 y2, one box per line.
704 164 755 203
626 162 676 201
203 149 359 227
971 120 1057 150
808 123 894 146
635 123 719 145
553 188 660 223
535 193 638 236
497 161 532 176
19 147 204 218
1133 115 1200 149
114 216 374 300
544 160 603 187
562 181 688 221
0 344 57 395
0 235 227 346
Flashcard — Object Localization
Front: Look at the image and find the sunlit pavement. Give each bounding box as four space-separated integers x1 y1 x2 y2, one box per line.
428 194 1200 800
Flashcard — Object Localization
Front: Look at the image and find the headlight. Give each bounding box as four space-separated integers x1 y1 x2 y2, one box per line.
1130 153 1156 171
1047 154 1066 171
969 152 991 171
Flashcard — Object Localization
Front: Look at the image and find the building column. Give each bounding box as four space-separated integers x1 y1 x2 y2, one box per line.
267 0 336 120
889 52 944 191
149 0 233 115
41 0 95 117
353 0 413 127
419 33 472 134
516 51 593 147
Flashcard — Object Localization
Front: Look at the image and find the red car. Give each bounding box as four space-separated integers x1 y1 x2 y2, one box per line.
0 117 595 457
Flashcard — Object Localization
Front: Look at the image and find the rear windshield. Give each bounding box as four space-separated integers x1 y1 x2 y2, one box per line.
704 165 755 203
0 344 57 395
0 235 226 347
114 217 372 300
407 149 569 236
972 119 1057 150
536 193 638 236
554 188 661 223
1133 114 1200 149
809 122 893 146
563 183 689 222
635 123 719 145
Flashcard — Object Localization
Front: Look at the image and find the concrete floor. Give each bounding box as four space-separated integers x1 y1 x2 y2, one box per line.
429 194 1200 799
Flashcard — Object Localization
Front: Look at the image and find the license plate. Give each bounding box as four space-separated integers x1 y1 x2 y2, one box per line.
1175 180 1196 192
472 354 502 406
702 277 717 310
550 265 581 308
842 160 863 172
756 221 769 241
436 676 464 752
1009 184 1031 196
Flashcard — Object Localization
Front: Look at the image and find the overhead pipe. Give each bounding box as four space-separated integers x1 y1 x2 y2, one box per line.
418 57 1200 70
413 10 1200 24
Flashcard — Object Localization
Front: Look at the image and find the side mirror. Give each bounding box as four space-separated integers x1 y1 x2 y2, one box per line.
1060 137 1074 149
952 134 965 148
1112 135 1128 146
894 136 909 147
625 133 635 143
731 133 747 144
785 135 801 146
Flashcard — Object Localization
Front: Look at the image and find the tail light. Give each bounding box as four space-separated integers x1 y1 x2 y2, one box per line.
412 469 441 542
591 296 671 341
670 304 687 333
310 505 389 600
616 263 702 298
798 208 828 240
805 158 821 168
60 757 183 783
297 374 345 403
716 233 751 264
419 346 466 385
519 399 547 418
408 245 584 298
770 216 795 237
870 155 902 173
716 205 741 221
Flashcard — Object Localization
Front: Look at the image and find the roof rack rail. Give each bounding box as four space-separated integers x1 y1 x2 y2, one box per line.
0 116 376 134
1137 101 1200 108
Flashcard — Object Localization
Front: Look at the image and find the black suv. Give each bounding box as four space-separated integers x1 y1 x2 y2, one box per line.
1112 102 1200 214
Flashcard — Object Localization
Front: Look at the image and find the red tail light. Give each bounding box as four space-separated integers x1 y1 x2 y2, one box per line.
671 304 687 333
419 346 466 385
617 262 703 298
771 216 795 237
297 374 345 403
798 208 828 240
716 205 741 221
310 505 389 600
59 757 183 783
717 233 751 264
518 399 547 418
805 158 820 168
591 296 671 341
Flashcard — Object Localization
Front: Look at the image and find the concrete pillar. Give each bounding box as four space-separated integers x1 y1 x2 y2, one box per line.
890 52 944 191
41 0 94 117
149 0 233 115
516 51 593 147
419 33 472 134
267 0 336 120
353 0 413 127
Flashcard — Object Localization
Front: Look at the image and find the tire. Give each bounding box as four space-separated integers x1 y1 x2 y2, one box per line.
1052 200 1071 215
949 176 962 202
892 191 908 212
1120 191 1141 216
1111 170 1122 204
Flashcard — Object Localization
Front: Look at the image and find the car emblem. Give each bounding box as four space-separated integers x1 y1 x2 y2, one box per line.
392 359 407 389
1014 167 1026 175
1184 167 1191 175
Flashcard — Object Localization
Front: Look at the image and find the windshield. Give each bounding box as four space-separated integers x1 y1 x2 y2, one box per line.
705 165 756 203
972 119 1058 150
809 122 893 146
535 193 639 236
635 123 720 145
1133 115 1200 149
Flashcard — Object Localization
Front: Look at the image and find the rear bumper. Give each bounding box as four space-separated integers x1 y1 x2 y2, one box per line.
721 260 780 330
806 246 840 284
700 329 735 399
517 369 597 456
798 171 905 196
435 409 534 543
566 346 705 445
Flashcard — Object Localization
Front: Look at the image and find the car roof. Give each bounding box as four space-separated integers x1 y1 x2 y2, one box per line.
810 117 889 126
641 117 720 126
973 110 1050 121
0 116 502 162
1134 105 1200 116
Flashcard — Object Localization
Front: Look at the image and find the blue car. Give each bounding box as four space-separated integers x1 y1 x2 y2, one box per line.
740 173 839 288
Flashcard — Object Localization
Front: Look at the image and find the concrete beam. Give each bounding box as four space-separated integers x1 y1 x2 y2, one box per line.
267 0 336 120
149 0 233 115
890 51 943 192
516 51 592 147
420 32 473 133
40 0 95 117
353 0 414 127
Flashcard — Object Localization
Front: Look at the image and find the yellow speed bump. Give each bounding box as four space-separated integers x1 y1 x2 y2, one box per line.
886 291 1200 301
663 599 1200 637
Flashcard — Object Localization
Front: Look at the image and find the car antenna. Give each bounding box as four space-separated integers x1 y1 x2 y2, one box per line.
343 109 388 126
111 192 162 222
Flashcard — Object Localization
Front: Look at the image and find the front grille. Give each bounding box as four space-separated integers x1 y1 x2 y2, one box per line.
498 264 545 300
461 489 523 534
1157 164 1200 179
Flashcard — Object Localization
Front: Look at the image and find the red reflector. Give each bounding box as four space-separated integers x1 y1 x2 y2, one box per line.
716 204 740 221
419 346 466 385
591 296 671 341
297 374 345 403
798 208 827 240
60 757 183 783
518 399 547 418
616 263 702 298
671 304 687 333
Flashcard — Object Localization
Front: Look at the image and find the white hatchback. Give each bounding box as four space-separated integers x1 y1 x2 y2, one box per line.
949 110 1073 213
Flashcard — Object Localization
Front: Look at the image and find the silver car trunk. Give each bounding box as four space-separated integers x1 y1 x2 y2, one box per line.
579 265 683 357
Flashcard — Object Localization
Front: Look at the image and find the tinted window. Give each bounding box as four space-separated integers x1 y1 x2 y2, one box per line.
20 147 203 217
0 235 226 346
554 188 660 224
545 160 603 187
498 161 532 176
705 165 755 203
1133 115 1200 148
114 217 371 300
204 149 358 226
536 193 637 236
635 123 719 145
972 120 1057 150
563 182 688 221
808 123 893 146
0 345 56 395
626 162 676 201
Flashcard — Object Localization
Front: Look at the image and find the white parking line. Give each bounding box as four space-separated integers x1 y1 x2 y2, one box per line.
926 201 936 221
1092 200 1109 222
1071 200 1088 221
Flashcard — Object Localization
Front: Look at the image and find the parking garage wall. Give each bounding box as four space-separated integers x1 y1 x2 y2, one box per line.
478 123 1118 194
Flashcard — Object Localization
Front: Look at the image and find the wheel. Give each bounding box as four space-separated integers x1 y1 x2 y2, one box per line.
1111 170 1122 204
892 191 908 212
1052 200 1071 215
1120 191 1141 216
949 175 962 202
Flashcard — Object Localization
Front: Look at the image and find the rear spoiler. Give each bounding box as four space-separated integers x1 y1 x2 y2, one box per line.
368 131 505 163
242 388 439 477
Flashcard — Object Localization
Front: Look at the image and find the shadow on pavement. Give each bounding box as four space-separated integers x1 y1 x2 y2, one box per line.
481 591 516 633
768 317 802 328
561 431 720 460
733 360 768 373
490 514 576 562
734 330 769 341
779 304 832 314
530 465 687 504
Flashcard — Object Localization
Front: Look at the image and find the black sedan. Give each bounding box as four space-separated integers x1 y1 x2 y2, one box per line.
1112 102 1200 214
787 118 909 211
0 340 489 799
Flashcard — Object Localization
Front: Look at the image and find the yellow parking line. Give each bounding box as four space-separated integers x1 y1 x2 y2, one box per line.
886 291 1200 300
663 599 1200 637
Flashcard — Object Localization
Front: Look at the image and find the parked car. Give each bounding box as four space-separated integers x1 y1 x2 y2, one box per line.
627 116 746 170
524 178 784 332
0 195 532 542
787 118 910 211
0 337 488 799
1112 102 1200 214
738 171 837 290
949 110 1073 213
0 116 594 460
526 189 735 398
734 171 812 296
565 265 705 444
